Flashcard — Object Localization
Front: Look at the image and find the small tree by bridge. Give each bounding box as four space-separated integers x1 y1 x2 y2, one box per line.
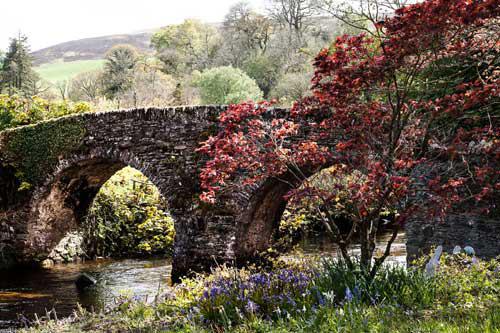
198 0 499 277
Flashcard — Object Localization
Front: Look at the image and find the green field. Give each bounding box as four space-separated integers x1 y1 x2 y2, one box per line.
34 59 105 83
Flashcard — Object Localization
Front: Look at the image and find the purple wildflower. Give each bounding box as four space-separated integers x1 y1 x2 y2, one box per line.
245 300 259 314
345 287 354 302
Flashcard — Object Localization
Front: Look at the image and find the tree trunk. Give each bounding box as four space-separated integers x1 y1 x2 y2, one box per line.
359 222 373 273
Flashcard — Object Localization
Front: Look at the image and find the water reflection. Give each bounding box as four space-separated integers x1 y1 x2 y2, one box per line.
285 231 407 266
0 258 171 328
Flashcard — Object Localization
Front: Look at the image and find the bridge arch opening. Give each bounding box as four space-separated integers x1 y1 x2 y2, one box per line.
27 157 176 265
235 166 401 265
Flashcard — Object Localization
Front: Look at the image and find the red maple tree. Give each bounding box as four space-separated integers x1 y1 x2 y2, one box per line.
198 0 499 276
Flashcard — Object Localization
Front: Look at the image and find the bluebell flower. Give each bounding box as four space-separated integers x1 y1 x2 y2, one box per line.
210 287 222 298
317 292 326 306
245 300 259 314
345 287 353 302
353 284 361 300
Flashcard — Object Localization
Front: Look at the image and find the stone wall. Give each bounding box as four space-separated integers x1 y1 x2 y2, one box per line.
406 214 500 262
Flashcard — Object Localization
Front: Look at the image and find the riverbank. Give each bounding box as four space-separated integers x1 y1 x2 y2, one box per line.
19 253 500 333
1 231 406 329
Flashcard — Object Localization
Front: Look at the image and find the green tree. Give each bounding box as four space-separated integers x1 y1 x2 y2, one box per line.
101 44 139 104
269 71 312 106
151 19 220 75
0 34 39 96
194 66 263 104
0 50 5 69
242 54 281 98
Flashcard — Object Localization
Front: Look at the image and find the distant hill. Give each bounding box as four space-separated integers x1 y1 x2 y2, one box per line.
35 59 106 84
32 31 155 66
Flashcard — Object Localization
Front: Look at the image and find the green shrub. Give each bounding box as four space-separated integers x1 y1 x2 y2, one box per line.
84 167 175 257
0 94 92 131
193 66 263 105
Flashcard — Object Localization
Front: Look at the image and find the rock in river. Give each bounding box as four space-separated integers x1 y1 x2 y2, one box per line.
75 273 97 290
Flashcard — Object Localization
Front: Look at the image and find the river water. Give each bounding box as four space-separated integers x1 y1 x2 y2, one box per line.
0 259 172 329
0 232 406 329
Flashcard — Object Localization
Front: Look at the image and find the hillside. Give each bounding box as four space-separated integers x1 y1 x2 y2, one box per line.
35 59 106 84
32 32 155 66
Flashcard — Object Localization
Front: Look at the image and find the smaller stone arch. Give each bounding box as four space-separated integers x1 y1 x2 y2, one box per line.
233 164 347 264
234 179 292 265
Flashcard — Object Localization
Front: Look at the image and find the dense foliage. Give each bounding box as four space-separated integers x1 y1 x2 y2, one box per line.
84 167 175 258
0 1 363 108
0 94 91 131
198 0 500 276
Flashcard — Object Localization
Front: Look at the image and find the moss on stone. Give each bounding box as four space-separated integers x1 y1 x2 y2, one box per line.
0 116 86 187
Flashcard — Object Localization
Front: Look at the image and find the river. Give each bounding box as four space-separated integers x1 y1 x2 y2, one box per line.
0 259 172 329
0 232 406 329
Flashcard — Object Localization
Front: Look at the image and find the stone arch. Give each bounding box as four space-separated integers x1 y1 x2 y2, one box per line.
234 165 344 264
235 179 292 264
25 155 126 261
23 141 202 265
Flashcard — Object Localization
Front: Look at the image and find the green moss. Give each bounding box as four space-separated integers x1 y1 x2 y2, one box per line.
1 116 86 186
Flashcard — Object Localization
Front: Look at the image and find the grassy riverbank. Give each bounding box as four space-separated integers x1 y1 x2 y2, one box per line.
21 253 500 333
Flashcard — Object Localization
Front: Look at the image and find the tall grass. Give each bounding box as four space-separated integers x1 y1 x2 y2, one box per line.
315 258 436 308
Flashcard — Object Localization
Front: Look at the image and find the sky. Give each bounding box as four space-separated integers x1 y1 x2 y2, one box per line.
0 0 267 51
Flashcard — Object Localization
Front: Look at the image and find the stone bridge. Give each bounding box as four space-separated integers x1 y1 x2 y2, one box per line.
0 106 298 281
0 106 498 281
